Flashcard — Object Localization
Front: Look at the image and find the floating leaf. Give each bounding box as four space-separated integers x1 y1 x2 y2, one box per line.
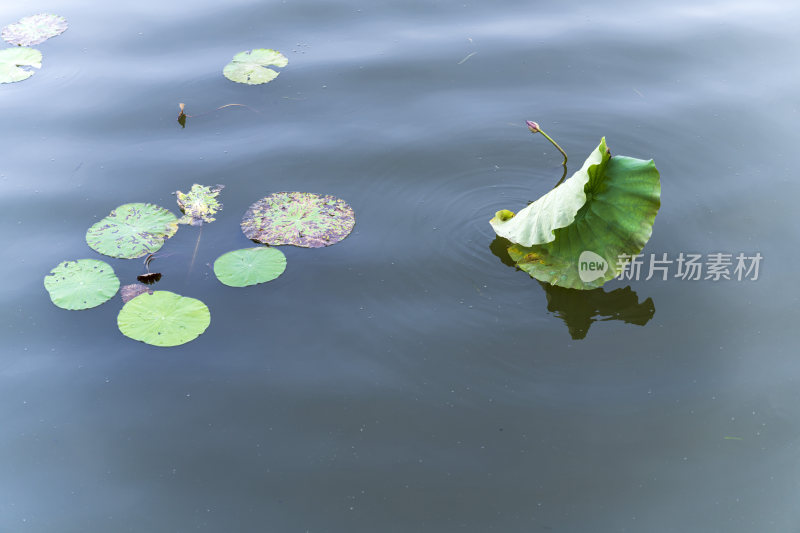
490 236 656 339
120 283 152 303
241 192 355 248
176 184 223 226
44 259 119 310
490 138 660 289
2 13 68 46
540 282 655 339
0 47 41 84
117 291 210 347
86 203 179 259
214 247 286 287
223 49 288 85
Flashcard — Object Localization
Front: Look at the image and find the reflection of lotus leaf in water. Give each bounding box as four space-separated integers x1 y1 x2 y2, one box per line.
213 247 286 287
2 13 68 46
117 291 210 347
490 138 661 290
490 237 655 339
86 203 179 259
223 49 288 85
44 259 120 310
540 282 655 340
241 192 355 248
176 184 224 226
0 47 42 84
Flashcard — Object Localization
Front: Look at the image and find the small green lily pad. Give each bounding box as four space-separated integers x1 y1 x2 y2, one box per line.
223 49 288 85
86 203 179 259
176 184 223 226
117 291 211 347
2 13 68 46
241 192 355 248
44 259 120 310
214 247 287 287
0 47 41 84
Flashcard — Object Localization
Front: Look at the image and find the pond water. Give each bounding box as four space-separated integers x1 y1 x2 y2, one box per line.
2 0 799 531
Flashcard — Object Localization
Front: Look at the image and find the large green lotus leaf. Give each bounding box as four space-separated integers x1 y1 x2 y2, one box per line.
213 247 286 287
86 203 179 259
0 47 41 84
241 192 355 248
176 184 223 226
490 139 608 246
2 14 68 46
44 259 119 310
496 138 660 290
223 49 288 85
508 142 661 289
117 291 210 347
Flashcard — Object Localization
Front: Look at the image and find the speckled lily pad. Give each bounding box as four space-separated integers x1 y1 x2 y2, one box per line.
241 192 355 248
120 283 152 303
2 14 68 46
86 203 179 259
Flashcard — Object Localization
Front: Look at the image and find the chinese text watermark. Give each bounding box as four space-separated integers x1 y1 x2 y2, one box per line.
578 251 763 282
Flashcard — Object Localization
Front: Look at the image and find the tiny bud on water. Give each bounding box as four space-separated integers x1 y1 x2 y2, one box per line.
526 120 540 133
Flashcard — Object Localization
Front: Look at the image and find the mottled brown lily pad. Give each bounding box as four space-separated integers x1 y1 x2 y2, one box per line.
2 14 68 46
120 283 153 303
241 192 355 248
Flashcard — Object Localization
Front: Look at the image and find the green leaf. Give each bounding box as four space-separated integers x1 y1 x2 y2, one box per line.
2 13 68 46
86 203 179 259
213 247 286 287
117 291 211 347
491 138 660 289
241 192 355 248
223 49 288 85
176 184 223 226
0 47 41 84
44 259 120 310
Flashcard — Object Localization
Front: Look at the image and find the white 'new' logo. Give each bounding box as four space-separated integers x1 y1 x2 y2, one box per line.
578 250 608 282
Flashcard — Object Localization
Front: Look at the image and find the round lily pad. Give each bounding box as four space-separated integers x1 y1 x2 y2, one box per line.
44 259 120 310
223 49 288 85
0 47 41 84
117 291 211 347
86 203 179 259
214 247 286 287
241 192 355 248
2 13 68 46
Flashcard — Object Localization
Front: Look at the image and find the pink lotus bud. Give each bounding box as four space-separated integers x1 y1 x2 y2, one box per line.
526 120 540 133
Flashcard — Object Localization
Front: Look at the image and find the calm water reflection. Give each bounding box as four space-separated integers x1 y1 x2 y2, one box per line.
2 0 800 531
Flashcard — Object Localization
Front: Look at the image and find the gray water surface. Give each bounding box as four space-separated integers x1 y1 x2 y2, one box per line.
2 0 800 531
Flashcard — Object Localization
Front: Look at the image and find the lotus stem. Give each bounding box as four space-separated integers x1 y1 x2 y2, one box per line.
526 120 568 188
188 225 202 277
